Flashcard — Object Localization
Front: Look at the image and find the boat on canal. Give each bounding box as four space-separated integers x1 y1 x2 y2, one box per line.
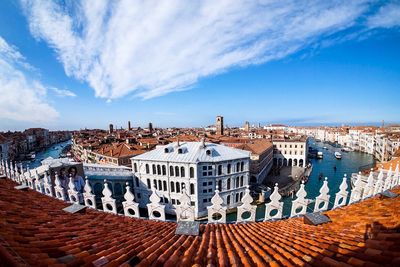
317 151 323 159
335 151 342 159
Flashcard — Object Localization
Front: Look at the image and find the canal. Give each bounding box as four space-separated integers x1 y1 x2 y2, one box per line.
22 139 72 169
229 139 376 221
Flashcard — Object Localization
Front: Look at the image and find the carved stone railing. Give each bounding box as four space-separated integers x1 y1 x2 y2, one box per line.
1 159 399 224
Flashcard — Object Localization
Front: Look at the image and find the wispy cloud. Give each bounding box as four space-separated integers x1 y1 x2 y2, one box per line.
49 87 76 98
367 2 400 29
20 0 398 100
0 36 59 123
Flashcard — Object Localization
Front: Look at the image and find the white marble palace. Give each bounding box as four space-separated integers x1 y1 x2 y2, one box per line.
131 140 250 218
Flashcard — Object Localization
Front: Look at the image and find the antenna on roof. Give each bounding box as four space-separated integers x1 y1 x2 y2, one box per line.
201 137 205 148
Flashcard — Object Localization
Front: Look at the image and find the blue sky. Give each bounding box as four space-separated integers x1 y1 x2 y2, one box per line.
0 0 400 131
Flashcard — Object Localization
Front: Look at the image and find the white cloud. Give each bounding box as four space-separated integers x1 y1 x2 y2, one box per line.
22 0 383 100
49 87 76 97
0 36 59 123
367 3 400 29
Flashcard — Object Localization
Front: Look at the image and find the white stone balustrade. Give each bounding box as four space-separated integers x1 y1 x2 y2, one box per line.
237 186 256 222
68 175 80 204
101 179 117 214
290 181 310 217
374 168 384 195
43 171 53 197
207 188 227 223
147 189 166 221
83 177 96 209
122 182 140 218
54 174 66 201
333 175 348 208
34 170 43 193
349 172 363 204
362 169 375 199
176 187 195 221
314 177 330 212
264 183 283 221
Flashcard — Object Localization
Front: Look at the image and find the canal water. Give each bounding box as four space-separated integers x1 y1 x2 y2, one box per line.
229 139 376 222
22 140 72 169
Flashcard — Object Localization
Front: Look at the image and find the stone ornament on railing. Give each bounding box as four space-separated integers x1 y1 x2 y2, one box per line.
5 160 9 177
0 160 4 175
122 182 139 218
207 187 227 223
54 174 66 201
43 171 53 197
68 175 80 204
314 177 330 212
394 163 400 187
35 170 43 193
237 186 256 222
333 175 348 208
26 166 34 189
83 177 96 209
12 162 17 181
19 164 25 184
176 187 195 221
349 172 363 204
147 189 166 221
101 179 117 214
384 165 393 191
290 181 309 217
10 162 15 181
265 183 283 221
362 169 375 199
374 168 384 195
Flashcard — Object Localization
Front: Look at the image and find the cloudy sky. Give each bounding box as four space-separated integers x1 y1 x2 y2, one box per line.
0 0 399 131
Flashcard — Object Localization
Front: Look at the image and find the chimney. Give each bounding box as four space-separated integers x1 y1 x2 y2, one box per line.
128 121 131 131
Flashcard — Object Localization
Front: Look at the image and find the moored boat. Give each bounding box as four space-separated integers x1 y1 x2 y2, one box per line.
335 151 342 159
317 151 323 159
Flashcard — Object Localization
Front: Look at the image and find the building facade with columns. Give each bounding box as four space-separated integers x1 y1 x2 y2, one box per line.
272 136 308 167
131 141 250 218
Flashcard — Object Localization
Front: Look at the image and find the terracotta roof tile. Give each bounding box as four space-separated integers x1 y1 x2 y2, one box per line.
0 179 399 266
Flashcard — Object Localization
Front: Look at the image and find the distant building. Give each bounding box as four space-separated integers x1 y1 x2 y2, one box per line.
272 136 308 167
244 121 250 132
109 124 114 134
131 141 250 218
128 121 131 131
148 122 153 133
0 134 10 161
216 116 224 136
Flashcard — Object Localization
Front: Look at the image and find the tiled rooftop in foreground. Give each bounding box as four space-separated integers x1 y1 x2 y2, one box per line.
0 178 399 267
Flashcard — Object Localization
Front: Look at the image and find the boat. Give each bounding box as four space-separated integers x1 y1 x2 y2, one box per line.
29 152 36 160
334 152 342 159
317 151 323 159
323 146 328 150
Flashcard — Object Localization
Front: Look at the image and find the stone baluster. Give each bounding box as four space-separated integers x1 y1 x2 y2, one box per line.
237 186 256 222
68 175 80 204
349 172 363 204
10 161 15 181
54 174 66 201
101 179 117 214
362 169 375 199
333 174 348 208
0 160 4 175
383 165 393 191
122 182 140 218
12 162 17 181
290 181 309 217
207 187 227 223
19 163 25 184
147 188 166 221
34 170 42 193
43 171 53 197
5 160 9 177
176 187 195 221
314 177 330 212
264 183 283 221
393 163 399 187
26 166 34 189
83 177 96 209
373 168 384 195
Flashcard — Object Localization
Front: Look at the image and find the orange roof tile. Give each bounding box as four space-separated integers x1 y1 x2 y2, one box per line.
0 179 399 266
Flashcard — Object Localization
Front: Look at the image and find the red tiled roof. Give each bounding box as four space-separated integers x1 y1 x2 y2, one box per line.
0 179 399 266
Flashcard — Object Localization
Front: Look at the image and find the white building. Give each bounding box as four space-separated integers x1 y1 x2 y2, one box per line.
131 141 250 218
272 137 308 167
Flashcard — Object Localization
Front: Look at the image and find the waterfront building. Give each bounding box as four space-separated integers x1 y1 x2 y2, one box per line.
244 121 250 132
272 136 308 167
131 140 250 218
0 134 10 161
216 116 224 136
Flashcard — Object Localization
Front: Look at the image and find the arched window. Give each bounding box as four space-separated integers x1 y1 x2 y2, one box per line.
170 166 174 176
135 177 139 187
145 164 149 174
227 195 231 205
240 192 243 201
190 167 194 178
218 165 222 175
240 176 244 187
176 182 180 193
227 164 231 174
235 193 239 202
236 162 240 172
153 179 157 189
175 166 180 177
170 181 175 192
152 164 156 174
162 165 166 175
163 181 167 191
180 167 185 177
157 165 161 175
158 180 162 190
227 178 231 190
190 183 195 195
240 162 244 171
134 163 138 172
218 180 222 191
236 177 239 188
146 179 151 189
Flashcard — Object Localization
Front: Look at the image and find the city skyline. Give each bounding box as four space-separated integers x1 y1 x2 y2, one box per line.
1 1 400 131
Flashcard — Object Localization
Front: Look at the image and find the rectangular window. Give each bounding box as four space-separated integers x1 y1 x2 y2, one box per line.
208 188 212 193
208 166 212 170
172 199 176 204
203 182 207 186
208 181 212 185
202 166 207 170
208 171 212 176
202 172 207 176
137 193 141 199
203 199 207 203
203 189 207 193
